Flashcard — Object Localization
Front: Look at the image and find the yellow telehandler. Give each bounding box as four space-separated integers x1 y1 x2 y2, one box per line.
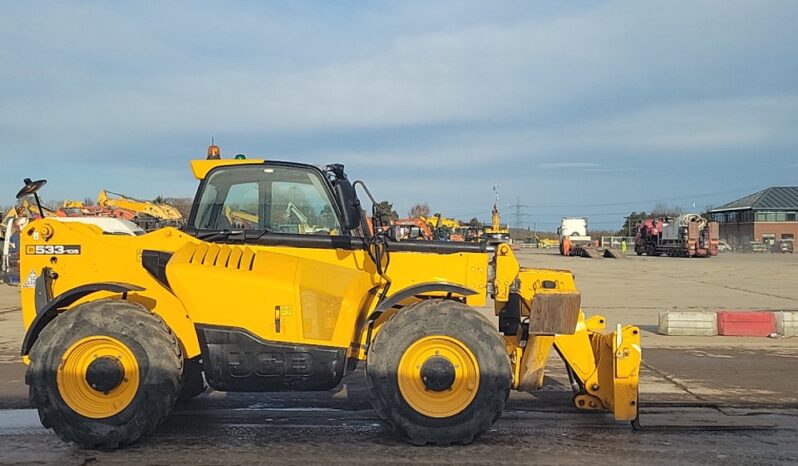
17 153 640 448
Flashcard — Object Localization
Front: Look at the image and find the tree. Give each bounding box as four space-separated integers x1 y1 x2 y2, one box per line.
651 203 684 218
467 217 482 228
374 201 398 226
408 202 431 218
618 211 649 236
162 197 194 218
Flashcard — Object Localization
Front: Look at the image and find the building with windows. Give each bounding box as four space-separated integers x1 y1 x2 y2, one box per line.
710 187 798 249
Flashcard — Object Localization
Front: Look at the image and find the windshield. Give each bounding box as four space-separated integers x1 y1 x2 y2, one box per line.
192 164 342 235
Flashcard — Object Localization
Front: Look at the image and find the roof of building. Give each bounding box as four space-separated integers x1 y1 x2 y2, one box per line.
711 187 798 212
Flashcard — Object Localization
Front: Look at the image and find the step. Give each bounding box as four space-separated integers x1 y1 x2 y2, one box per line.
716 311 775 337
658 311 717 336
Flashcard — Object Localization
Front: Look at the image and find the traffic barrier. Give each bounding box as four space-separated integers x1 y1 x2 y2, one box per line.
776 311 798 337
658 311 717 336
716 311 775 337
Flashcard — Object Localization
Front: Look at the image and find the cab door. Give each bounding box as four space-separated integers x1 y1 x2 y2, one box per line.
166 163 374 391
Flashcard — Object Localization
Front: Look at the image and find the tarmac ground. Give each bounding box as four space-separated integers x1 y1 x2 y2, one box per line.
0 250 796 465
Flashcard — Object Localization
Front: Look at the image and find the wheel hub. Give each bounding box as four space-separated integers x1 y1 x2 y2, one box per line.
85 357 125 393
397 335 480 418
420 356 456 392
57 335 140 419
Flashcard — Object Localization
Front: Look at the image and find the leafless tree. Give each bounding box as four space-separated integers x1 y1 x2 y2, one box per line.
163 198 194 218
651 203 684 218
409 202 431 218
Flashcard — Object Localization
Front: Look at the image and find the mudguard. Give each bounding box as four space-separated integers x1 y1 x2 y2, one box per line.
366 281 478 322
21 281 144 356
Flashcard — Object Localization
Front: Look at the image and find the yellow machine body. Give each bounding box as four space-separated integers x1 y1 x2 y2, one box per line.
18 157 639 423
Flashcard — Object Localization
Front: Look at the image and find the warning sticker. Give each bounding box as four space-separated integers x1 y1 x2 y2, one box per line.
22 270 38 288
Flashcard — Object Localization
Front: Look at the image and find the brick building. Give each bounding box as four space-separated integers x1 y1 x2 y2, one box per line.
710 187 798 249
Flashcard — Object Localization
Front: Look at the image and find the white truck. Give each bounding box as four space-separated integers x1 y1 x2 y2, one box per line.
558 217 592 256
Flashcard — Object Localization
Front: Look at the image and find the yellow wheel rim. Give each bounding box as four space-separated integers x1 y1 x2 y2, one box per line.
397 335 480 418
56 336 140 419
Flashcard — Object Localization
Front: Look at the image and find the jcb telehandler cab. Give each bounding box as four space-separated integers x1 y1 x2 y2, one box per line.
18 155 640 448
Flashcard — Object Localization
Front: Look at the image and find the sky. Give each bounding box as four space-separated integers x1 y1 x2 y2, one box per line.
2 1 797 231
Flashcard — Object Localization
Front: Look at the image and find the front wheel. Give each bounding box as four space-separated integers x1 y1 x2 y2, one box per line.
27 299 182 448
366 299 511 445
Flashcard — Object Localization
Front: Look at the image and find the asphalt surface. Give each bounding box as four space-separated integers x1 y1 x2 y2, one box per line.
1 251 797 464
0 349 796 466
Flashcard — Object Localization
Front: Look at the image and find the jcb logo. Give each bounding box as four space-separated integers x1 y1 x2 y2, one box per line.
26 245 81 255
228 351 313 377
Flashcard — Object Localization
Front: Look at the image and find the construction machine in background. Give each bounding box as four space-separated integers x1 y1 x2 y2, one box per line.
3 185 144 285
16 148 640 449
390 214 466 242
635 214 719 257
391 217 434 240
482 186 511 244
538 238 560 249
423 214 464 241
97 189 184 231
455 225 481 242
225 207 259 229
7 189 184 232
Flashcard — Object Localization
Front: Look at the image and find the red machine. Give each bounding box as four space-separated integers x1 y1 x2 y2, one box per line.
635 214 719 258
390 218 434 240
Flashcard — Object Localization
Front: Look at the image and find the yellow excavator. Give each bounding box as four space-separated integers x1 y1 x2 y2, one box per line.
225 202 323 234
420 214 463 241
96 189 184 230
482 185 511 244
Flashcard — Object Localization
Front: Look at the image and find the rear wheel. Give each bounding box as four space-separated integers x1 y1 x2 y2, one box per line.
28 299 182 448
366 299 511 445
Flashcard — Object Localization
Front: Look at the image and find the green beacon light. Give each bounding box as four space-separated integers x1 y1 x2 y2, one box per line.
235 154 246 160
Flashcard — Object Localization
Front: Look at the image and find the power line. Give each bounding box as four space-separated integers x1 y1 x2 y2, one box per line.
447 185 767 224
509 196 529 231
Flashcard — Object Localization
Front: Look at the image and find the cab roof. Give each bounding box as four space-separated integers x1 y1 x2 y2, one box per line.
190 159 266 180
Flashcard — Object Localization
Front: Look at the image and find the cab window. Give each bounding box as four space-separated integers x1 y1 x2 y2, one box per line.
192 165 341 235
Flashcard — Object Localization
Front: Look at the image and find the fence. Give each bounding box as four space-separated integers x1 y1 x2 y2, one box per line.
600 236 635 248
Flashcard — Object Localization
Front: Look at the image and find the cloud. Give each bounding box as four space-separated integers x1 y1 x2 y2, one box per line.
1 1 797 227
4 1 797 152
539 162 600 170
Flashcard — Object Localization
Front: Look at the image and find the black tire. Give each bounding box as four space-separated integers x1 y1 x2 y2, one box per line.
178 357 207 400
366 299 511 445
28 299 182 449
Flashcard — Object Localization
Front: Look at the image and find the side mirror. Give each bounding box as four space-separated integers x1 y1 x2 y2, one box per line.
333 178 361 231
16 178 48 219
16 178 47 200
